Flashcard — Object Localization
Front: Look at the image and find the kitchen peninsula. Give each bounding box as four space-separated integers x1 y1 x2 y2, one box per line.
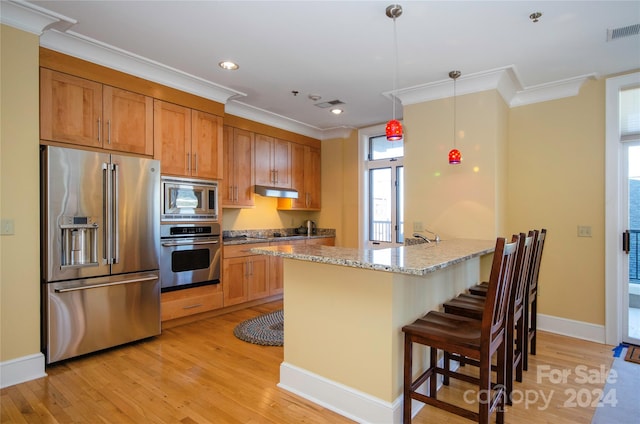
250 239 494 423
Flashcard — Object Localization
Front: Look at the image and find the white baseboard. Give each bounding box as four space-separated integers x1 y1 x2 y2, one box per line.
537 313 606 344
279 362 400 423
0 353 47 389
278 358 455 424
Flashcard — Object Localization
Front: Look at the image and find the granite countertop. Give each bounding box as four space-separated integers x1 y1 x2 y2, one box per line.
249 239 495 276
223 228 336 246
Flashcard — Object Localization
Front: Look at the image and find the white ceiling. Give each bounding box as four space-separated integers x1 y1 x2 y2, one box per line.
6 1 640 139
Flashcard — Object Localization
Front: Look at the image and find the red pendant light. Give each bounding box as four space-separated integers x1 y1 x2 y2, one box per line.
385 4 403 141
448 70 462 164
448 148 461 164
386 119 403 141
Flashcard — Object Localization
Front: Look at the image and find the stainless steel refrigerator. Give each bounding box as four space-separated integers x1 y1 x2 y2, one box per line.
41 145 161 364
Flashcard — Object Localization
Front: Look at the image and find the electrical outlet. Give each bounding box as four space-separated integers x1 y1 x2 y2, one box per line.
1 219 15 235
577 225 592 237
413 221 423 232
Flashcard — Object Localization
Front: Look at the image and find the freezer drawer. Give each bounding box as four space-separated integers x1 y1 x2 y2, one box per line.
45 272 160 364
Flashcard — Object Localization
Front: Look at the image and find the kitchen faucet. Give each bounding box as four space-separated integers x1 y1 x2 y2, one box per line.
413 233 430 243
413 229 441 243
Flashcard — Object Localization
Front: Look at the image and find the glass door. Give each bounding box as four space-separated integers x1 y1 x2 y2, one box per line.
624 142 640 345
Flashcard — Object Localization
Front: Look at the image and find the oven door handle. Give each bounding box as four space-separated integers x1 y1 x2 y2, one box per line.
161 240 220 247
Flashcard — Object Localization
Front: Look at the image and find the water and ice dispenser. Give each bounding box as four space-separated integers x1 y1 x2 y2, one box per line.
60 216 99 268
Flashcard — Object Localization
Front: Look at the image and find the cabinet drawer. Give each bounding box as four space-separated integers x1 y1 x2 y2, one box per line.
161 284 223 321
223 243 266 258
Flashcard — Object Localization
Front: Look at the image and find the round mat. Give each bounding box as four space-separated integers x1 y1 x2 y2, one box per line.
233 310 284 346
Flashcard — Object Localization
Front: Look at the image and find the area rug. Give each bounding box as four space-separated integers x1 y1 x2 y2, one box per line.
624 345 640 364
591 347 640 423
233 310 283 346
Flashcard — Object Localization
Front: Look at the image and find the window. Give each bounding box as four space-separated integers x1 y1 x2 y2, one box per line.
366 135 404 246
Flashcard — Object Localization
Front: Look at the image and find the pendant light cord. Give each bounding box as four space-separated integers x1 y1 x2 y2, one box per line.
392 15 399 121
453 76 457 148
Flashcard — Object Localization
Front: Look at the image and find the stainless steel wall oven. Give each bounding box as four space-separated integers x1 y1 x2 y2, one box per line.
160 222 221 292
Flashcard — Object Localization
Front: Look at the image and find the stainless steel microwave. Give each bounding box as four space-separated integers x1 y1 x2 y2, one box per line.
161 176 218 222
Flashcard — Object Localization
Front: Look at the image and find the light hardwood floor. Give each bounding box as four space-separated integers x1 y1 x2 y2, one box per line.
1 300 615 423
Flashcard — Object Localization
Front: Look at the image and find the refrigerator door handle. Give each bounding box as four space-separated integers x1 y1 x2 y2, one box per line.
103 162 112 264
113 163 120 264
54 275 159 293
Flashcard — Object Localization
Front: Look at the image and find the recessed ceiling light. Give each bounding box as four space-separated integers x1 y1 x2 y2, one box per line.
219 61 239 70
330 108 344 115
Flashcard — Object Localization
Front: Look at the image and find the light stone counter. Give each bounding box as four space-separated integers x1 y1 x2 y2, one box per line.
249 238 494 276
249 239 495 423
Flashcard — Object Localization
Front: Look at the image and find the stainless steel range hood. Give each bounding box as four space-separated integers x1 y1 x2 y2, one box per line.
254 185 299 199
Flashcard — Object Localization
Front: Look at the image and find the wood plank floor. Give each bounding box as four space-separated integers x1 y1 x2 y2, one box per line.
1 300 615 423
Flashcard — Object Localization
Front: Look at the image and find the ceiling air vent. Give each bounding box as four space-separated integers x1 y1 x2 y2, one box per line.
607 23 640 41
315 99 345 109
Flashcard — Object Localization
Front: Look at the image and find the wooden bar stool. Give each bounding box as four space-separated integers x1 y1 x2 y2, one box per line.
402 236 519 424
442 231 535 404
523 228 546 370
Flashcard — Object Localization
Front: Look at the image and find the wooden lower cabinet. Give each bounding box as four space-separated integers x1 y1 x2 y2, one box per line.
222 244 270 306
161 284 223 321
306 237 335 246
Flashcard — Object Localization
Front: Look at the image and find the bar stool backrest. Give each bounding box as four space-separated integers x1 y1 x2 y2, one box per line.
483 235 520 347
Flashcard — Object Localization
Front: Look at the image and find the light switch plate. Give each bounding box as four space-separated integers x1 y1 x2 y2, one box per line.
1 219 15 235
577 225 592 237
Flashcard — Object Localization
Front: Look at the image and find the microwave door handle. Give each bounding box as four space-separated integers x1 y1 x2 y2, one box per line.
112 163 120 264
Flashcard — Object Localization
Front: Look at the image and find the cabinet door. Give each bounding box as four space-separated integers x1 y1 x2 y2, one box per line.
289 143 307 209
233 129 255 207
306 237 335 246
40 68 102 148
222 126 235 206
305 146 321 209
254 134 274 186
269 256 284 296
154 100 191 176
273 138 292 188
191 110 223 179
247 255 269 300
222 257 249 306
103 86 153 155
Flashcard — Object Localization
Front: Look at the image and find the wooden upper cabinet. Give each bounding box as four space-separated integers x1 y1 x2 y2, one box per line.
154 100 223 179
40 69 153 155
279 143 321 210
191 110 223 179
40 68 102 148
154 100 191 176
254 134 291 188
222 126 254 207
305 146 321 209
103 86 153 156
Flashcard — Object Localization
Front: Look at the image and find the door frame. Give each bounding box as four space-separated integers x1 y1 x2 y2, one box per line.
605 72 640 345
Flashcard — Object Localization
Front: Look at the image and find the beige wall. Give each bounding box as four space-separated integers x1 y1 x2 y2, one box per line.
318 130 359 248
508 79 606 325
0 25 41 362
403 90 509 241
221 196 317 232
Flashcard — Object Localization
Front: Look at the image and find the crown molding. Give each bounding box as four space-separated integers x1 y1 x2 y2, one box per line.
0 0 75 34
391 65 593 108
39 29 245 106
226 100 354 140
